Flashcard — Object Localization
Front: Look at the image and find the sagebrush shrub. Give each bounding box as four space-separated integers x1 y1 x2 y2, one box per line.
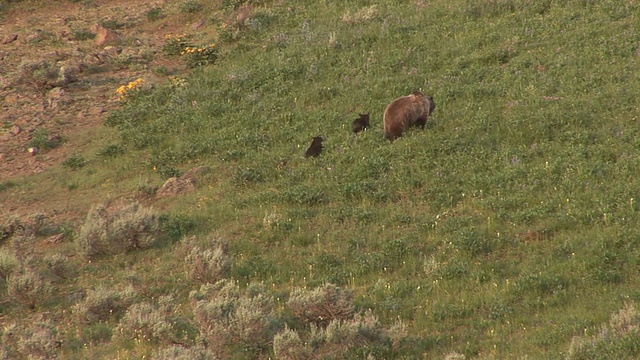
323 310 386 351
1 318 60 360
42 253 71 281
272 326 312 360
341 5 378 24
273 310 399 359
567 302 640 359
72 285 137 324
0 249 18 280
287 283 354 326
444 352 467 360
18 60 59 90
76 202 159 259
190 280 280 356
182 235 231 283
7 267 48 310
113 295 178 344
152 344 219 360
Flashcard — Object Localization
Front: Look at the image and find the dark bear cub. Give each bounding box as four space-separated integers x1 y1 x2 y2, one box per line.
305 136 324 158
383 90 436 141
352 113 370 134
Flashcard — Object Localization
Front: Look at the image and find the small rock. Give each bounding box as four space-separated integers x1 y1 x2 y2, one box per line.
47 87 71 109
45 233 66 244
156 166 211 197
92 24 120 47
156 177 196 198
1 34 18 44
10 125 21 136
89 107 105 116
103 45 121 57
56 63 79 85
4 93 20 104
44 50 60 60
190 19 206 31
67 289 86 304
28 147 38 155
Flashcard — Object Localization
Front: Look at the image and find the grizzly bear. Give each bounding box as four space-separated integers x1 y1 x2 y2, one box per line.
305 136 324 158
383 90 436 141
352 113 370 134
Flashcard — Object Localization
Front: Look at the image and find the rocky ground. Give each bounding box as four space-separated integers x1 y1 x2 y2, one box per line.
0 0 205 180
0 0 233 233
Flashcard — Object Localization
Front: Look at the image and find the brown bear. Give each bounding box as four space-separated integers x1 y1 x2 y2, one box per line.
352 113 370 134
305 136 324 158
383 90 436 141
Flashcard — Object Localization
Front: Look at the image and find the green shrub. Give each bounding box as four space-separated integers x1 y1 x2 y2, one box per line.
146 6 163 21
159 213 198 241
76 202 160 259
162 34 193 56
0 180 17 192
181 43 218 68
27 129 62 151
78 322 113 346
99 18 125 30
179 0 203 14
62 154 87 169
72 28 95 40
97 143 126 157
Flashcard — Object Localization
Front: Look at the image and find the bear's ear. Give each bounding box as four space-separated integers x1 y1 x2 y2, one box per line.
411 89 424 96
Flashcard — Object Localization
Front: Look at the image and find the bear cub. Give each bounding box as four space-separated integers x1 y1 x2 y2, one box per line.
352 113 370 134
305 136 324 158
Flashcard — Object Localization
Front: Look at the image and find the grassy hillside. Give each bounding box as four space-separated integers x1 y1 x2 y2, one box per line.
2 0 640 358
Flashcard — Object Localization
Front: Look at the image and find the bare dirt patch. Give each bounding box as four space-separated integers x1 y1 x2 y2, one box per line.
0 0 201 180
0 0 223 225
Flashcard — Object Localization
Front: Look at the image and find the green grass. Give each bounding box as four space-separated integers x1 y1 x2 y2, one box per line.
2 0 640 358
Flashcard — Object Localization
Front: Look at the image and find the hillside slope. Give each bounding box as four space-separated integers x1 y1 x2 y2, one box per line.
1 0 640 359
